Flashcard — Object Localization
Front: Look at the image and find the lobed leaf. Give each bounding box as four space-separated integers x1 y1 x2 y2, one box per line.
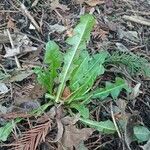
80 118 116 134
35 41 63 93
70 103 89 119
55 14 95 102
44 40 63 77
67 51 108 103
74 77 129 104
34 67 53 93
70 51 108 91
92 77 129 99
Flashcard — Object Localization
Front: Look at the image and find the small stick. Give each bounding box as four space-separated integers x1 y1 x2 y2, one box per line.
20 3 41 32
110 102 122 139
128 10 150 16
31 0 40 7
122 15 150 26
6 29 21 68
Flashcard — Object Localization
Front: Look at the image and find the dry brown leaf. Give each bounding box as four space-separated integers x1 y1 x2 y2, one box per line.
130 83 142 100
92 25 109 40
61 115 79 125
61 125 93 149
85 0 105 6
7 17 16 30
29 84 46 99
4 34 37 58
62 86 71 99
7 69 33 83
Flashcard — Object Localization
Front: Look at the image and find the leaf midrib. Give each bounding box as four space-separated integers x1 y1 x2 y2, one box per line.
72 56 104 88
93 82 125 98
79 118 116 131
55 19 91 102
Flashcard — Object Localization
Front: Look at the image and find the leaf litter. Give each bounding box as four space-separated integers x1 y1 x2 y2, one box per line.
0 0 150 150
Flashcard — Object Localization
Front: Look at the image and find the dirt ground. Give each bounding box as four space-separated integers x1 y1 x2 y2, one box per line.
0 0 150 150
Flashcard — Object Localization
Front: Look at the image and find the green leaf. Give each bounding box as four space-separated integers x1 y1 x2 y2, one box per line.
70 103 89 119
34 67 53 93
70 50 90 91
80 118 116 134
44 41 63 66
0 101 53 142
70 51 108 91
55 14 95 102
67 51 108 103
92 77 128 99
134 125 150 142
36 41 63 93
74 77 129 104
44 40 63 80
0 119 21 142
0 122 13 141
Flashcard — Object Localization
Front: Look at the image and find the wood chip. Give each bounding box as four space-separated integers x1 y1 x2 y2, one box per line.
122 15 150 26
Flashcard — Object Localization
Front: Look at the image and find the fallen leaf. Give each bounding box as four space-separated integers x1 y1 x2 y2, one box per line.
29 84 46 99
7 17 16 30
116 43 129 52
85 0 105 6
130 83 142 99
13 120 51 150
14 84 45 107
117 28 139 42
61 125 93 149
61 115 79 125
92 26 109 40
5 69 33 83
0 83 9 94
4 46 20 58
49 24 67 33
62 86 71 99
19 101 40 112
50 0 69 11
4 35 37 57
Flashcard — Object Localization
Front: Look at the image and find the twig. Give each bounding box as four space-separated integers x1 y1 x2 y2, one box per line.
128 10 150 16
20 3 41 32
122 15 150 26
6 29 21 68
31 0 40 7
110 102 122 139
